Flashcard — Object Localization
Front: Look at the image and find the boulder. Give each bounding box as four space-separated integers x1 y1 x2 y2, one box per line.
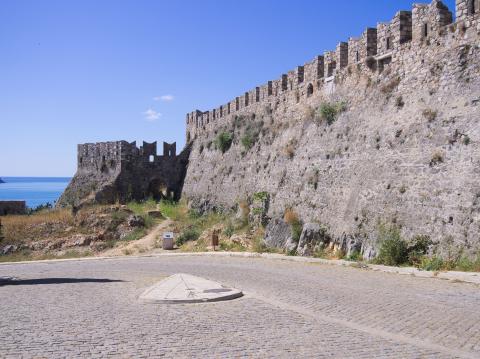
297 223 330 257
147 210 164 219
127 215 145 228
264 218 295 251
1 244 17 255
63 234 93 248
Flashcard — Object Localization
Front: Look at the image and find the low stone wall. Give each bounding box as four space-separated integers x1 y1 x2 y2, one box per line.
0 201 26 216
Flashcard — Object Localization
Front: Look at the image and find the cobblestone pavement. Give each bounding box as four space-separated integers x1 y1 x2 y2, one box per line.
1 255 480 358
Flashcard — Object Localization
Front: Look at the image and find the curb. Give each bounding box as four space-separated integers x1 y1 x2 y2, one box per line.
1 251 480 285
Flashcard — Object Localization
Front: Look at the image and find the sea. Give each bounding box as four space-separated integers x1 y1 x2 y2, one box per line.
0 177 71 209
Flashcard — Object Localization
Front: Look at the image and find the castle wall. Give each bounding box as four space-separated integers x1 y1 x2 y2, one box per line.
58 141 190 207
182 1 480 259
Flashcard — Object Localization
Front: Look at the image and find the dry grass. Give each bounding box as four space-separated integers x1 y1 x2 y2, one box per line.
284 208 299 225
2 209 74 243
303 105 315 122
238 200 250 220
381 77 401 94
283 138 298 159
430 150 444 166
3 209 73 227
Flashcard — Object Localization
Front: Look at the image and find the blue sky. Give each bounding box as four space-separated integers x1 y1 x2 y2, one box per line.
0 0 455 176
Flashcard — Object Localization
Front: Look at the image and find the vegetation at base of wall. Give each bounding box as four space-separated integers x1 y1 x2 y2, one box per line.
313 247 346 260
374 224 408 266
175 226 200 246
284 208 303 243
127 198 158 216
374 224 431 267
215 132 233 153
419 253 480 272
316 101 347 125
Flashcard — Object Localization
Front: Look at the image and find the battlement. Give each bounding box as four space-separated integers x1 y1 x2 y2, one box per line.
184 0 480 142
77 140 178 173
59 140 189 206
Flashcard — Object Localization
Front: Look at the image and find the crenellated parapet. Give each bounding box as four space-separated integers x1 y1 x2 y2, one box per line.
456 0 479 22
185 0 476 142
59 139 189 206
413 1 453 42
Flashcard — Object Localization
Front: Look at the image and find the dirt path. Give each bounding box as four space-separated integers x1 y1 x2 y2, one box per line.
101 219 173 257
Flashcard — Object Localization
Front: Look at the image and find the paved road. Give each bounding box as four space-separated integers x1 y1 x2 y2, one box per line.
1 255 480 358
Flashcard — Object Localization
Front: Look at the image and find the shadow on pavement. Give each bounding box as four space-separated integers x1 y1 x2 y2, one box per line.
0 277 124 286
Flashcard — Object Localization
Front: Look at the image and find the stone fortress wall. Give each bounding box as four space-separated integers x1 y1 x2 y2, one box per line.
185 0 477 140
181 0 480 258
58 140 189 207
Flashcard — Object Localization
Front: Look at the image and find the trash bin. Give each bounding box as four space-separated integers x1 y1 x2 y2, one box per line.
162 232 174 250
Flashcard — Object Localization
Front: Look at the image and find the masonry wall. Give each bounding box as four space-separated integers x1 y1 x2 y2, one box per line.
182 1 480 259
0 201 26 216
58 141 190 207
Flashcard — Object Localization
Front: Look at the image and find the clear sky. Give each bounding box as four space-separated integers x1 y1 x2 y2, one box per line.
0 0 456 177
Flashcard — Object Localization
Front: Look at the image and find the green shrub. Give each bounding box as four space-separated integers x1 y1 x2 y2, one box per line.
122 228 146 242
455 255 480 272
215 132 233 153
284 208 303 243
175 227 200 246
317 101 347 125
291 222 303 243
241 134 254 150
223 223 234 238
127 198 158 215
347 250 363 262
375 224 408 266
407 235 431 266
241 129 259 150
319 103 338 125
420 256 445 271
253 191 269 201
158 200 181 220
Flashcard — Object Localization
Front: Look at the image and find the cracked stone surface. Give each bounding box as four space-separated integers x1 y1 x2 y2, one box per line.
1 255 479 358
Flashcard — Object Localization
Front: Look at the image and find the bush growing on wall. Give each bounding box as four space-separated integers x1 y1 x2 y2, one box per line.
241 132 256 150
215 132 233 153
317 101 347 125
